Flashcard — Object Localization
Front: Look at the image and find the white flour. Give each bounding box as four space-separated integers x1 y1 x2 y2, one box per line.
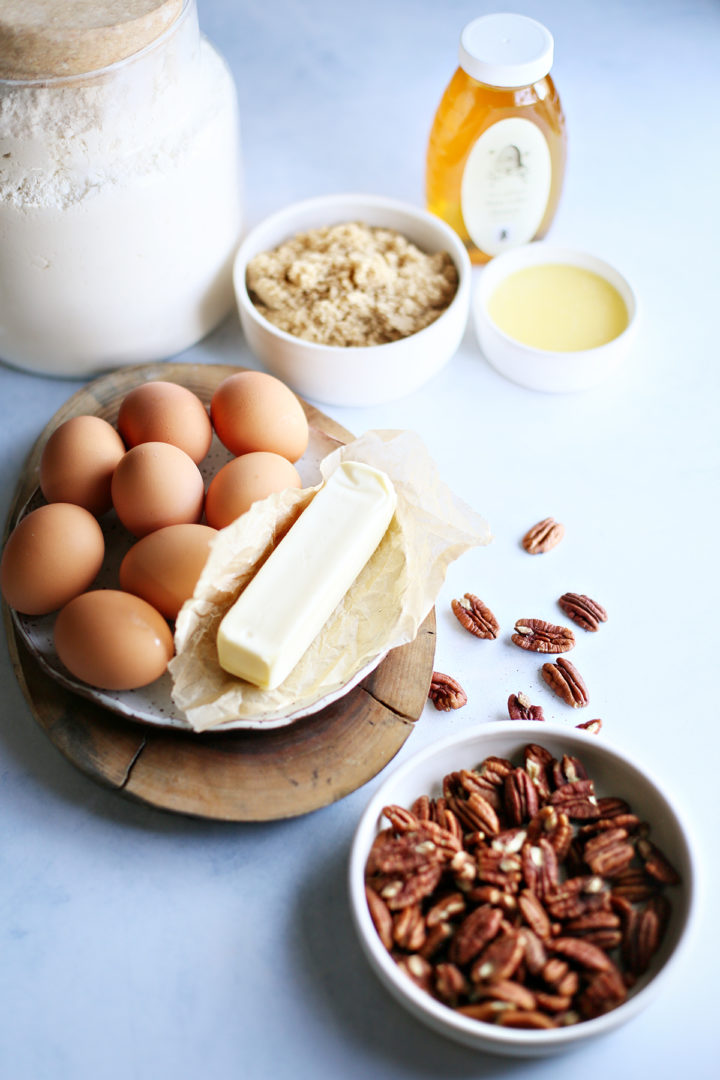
0 14 242 376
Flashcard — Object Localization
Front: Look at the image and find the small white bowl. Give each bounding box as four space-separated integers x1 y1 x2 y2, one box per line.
349 722 697 1057
233 194 471 407
473 244 638 392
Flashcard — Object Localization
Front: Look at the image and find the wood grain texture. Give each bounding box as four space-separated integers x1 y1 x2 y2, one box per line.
3 363 436 820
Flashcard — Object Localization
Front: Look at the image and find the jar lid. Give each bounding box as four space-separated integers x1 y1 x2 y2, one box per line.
459 13 554 88
0 0 184 81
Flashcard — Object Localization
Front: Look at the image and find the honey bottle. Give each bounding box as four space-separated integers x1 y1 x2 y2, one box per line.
426 14 566 264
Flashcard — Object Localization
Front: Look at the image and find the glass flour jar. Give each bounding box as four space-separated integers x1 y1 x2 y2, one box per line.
0 0 243 376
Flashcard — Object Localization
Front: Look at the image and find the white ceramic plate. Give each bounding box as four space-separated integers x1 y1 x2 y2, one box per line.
12 426 387 733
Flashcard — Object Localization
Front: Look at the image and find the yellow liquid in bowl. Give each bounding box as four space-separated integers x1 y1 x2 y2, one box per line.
487 264 629 351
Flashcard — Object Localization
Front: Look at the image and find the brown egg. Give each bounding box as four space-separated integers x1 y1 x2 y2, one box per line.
204 452 302 530
210 371 309 462
54 590 174 690
119 523 217 620
111 442 205 538
118 381 213 464
39 415 126 516
0 503 105 615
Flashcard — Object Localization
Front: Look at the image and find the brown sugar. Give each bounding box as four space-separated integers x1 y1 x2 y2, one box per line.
246 222 458 347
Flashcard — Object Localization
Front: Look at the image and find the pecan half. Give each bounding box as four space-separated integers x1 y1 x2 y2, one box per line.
451 594 500 639
622 898 668 975
511 619 575 654
636 838 682 885
365 886 393 950
377 863 443 909
551 936 612 972
434 962 469 1004
504 767 539 826
549 780 600 821
470 929 525 983
522 517 565 554
558 592 608 632
578 966 627 1019
523 744 553 800
393 904 427 951
582 828 635 878
497 1009 557 1029
396 953 433 992
508 692 545 722
521 838 559 900
449 904 503 966
428 671 467 711
472 978 536 1011
541 657 589 708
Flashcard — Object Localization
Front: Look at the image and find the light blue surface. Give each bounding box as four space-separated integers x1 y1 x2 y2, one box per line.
1 1 719 1077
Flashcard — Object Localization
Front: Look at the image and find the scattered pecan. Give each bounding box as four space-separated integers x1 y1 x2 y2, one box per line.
508 692 545 722
522 517 565 554
576 718 602 734
558 592 608 632
364 742 681 1032
511 618 575 654
541 657 589 708
428 671 467 711
451 594 500 639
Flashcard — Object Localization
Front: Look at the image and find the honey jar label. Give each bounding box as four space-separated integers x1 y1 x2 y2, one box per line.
460 117 552 256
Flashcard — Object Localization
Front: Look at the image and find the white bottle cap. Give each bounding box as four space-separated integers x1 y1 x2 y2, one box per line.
459 13 554 88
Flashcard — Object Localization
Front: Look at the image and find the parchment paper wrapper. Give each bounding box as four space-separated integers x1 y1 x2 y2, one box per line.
169 429 491 731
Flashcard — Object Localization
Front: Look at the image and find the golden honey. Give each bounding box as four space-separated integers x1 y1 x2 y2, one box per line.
426 15 567 264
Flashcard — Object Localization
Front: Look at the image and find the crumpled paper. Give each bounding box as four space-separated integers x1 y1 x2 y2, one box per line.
169 429 491 731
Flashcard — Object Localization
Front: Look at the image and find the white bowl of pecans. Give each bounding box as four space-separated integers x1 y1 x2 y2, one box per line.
233 193 472 407
349 722 697 1057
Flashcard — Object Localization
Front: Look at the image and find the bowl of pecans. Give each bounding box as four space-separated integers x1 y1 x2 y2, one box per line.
349 722 697 1056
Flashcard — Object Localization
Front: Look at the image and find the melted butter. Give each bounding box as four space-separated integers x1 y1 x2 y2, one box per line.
488 263 629 351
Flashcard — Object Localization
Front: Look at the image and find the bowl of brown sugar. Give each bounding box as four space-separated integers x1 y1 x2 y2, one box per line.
233 193 472 406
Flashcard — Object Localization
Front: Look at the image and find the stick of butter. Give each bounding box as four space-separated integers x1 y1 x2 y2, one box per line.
216 461 397 690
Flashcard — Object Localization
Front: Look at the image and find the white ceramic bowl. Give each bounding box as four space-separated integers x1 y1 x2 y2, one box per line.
349 722 697 1057
473 244 638 392
233 194 471 407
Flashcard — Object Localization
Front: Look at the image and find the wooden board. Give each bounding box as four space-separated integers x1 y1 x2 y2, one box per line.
2 363 436 820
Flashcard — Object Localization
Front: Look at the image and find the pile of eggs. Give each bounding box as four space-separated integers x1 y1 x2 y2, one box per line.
0 372 310 692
